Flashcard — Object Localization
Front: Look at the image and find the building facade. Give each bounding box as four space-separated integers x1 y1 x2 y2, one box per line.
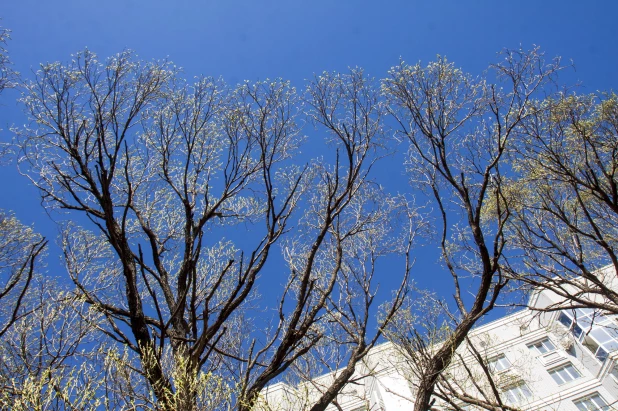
261 281 618 410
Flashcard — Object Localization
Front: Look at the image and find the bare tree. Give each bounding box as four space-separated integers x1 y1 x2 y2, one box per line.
0 25 99 410
383 288 530 411
16 50 407 410
0 280 103 410
13 41 591 411
507 91 618 315
0 25 47 340
0 213 46 338
381 48 561 411
0 25 14 96
258 69 412 411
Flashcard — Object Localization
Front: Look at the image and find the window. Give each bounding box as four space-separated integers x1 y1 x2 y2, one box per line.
574 393 609 410
488 354 511 372
503 383 532 405
549 363 581 385
527 338 556 355
558 308 618 363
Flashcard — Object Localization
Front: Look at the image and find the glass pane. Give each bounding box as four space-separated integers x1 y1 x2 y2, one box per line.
573 323 584 339
559 313 572 328
550 371 564 384
528 338 555 355
605 338 618 351
592 394 608 408
596 347 608 362
559 368 572 382
567 364 581 378
490 355 511 372
504 390 516 405
575 393 608 411
575 399 591 410
543 339 556 351
504 383 532 404
576 308 594 317
591 328 613 344
550 364 580 385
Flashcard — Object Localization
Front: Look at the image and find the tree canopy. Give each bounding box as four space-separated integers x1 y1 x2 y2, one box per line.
1 40 617 411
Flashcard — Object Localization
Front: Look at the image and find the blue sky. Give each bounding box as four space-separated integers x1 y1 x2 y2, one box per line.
3 1 616 89
1 0 617 318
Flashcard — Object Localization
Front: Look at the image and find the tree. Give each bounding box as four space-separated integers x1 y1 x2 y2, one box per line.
15 42 611 411
0 279 103 410
0 212 46 338
0 24 47 340
245 69 410 411
0 25 13 96
384 300 528 411
0 24 76 410
381 48 561 411
16 50 408 410
507 91 618 314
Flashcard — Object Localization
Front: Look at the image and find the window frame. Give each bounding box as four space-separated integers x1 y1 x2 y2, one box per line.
488 354 512 373
558 309 618 363
502 382 532 405
527 337 556 355
548 363 581 385
573 393 609 411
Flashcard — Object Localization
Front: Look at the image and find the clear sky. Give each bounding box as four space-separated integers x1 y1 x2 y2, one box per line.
2 1 616 89
1 0 617 316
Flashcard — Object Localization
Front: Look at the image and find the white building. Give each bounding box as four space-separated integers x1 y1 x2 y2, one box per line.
261 279 618 410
